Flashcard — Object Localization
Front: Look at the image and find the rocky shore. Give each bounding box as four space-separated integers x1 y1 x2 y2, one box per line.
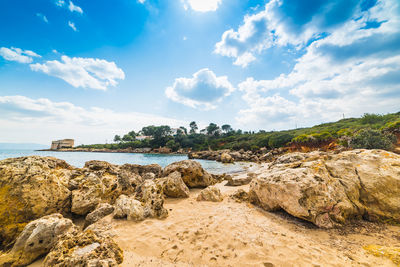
1 149 400 266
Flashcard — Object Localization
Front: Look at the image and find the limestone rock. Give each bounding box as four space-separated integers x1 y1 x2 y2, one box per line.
230 189 249 203
143 172 156 180
163 160 215 188
135 180 168 219
44 229 123 267
197 186 224 202
0 214 75 266
220 153 234 163
249 149 400 228
113 195 145 221
225 173 254 186
85 203 115 227
0 156 72 249
120 163 162 178
160 171 190 198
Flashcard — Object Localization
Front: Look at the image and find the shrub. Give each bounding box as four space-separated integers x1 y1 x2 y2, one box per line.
382 120 400 132
360 113 383 125
349 129 396 150
268 133 294 148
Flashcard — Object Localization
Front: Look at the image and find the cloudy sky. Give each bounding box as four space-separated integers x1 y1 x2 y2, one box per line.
1 0 399 145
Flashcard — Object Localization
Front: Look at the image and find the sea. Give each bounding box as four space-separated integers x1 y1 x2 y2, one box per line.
0 149 246 174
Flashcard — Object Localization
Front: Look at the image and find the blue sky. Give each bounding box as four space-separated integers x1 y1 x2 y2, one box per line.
0 0 399 145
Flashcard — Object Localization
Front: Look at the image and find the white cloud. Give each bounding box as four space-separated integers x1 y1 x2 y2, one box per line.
55 0 65 7
68 1 83 14
0 95 185 145
36 13 48 23
137 0 145 3
165 68 234 110
68 21 77 31
30 55 125 90
235 0 400 129
0 47 41 64
181 0 221 12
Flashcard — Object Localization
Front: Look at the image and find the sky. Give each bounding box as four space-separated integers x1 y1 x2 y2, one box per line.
0 0 399 145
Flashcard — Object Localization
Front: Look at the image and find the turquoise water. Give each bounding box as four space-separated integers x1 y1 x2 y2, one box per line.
0 149 245 174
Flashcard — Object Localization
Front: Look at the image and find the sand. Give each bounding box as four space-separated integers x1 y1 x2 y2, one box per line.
29 166 400 267
112 181 400 267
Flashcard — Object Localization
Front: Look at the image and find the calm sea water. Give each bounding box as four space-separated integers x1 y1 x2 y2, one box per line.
0 149 245 174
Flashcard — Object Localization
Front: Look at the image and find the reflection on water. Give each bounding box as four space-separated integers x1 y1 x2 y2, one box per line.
0 149 245 174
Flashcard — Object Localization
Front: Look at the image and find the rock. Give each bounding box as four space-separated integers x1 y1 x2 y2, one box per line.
220 153 234 163
225 173 254 186
143 172 156 180
0 214 74 266
113 195 145 221
160 171 190 198
85 203 115 227
163 160 215 188
135 180 168 219
197 186 224 202
120 163 162 178
0 156 72 249
230 189 249 203
249 149 400 228
44 228 123 267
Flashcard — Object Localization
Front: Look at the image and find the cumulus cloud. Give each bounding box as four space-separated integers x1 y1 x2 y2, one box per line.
165 68 234 110
215 0 381 67
36 13 48 23
68 21 77 31
0 95 185 144
181 0 221 12
55 0 65 7
68 1 83 14
30 55 125 90
236 0 400 129
0 47 41 64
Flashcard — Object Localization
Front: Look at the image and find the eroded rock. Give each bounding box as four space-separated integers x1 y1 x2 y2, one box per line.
163 160 215 188
113 194 145 221
249 149 400 228
159 171 190 198
85 203 115 227
197 186 224 202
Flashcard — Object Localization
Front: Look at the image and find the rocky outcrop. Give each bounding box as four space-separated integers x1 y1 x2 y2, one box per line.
44 228 123 266
0 156 72 249
163 160 215 188
85 203 115 227
197 186 224 202
159 171 190 198
113 194 145 221
225 172 255 186
230 189 249 203
119 163 162 178
220 153 234 163
249 149 400 228
135 180 168 219
0 214 74 266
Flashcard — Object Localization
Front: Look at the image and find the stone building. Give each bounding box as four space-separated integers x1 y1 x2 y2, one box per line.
50 139 74 150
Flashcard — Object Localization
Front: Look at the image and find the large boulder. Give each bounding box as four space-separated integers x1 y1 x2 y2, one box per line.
113 194 145 221
0 156 72 249
44 229 123 266
119 163 162 178
197 186 224 202
220 153 234 163
0 214 74 266
159 171 190 198
135 180 168 219
249 149 400 228
163 160 215 188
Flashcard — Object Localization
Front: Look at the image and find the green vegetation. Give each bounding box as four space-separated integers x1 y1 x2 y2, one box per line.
77 112 400 152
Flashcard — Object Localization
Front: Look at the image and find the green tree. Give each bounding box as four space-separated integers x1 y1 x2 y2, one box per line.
189 121 198 134
122 134 134 142
206 123 220 136
221 124 232 134
113 135 121 143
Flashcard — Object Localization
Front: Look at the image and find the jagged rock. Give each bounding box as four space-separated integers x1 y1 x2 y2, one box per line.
135 180 168 219
197 186 224 202
0 214 75 266
220 153 234 163
230 189 249 203
113 195 145 221
44 228 123 267
225 173 254 186
0 156 72 249
249 149 400 228
85 203 115 227
143 172 156 180
120 163 162 178
163 160 215 188
159 171 190 198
